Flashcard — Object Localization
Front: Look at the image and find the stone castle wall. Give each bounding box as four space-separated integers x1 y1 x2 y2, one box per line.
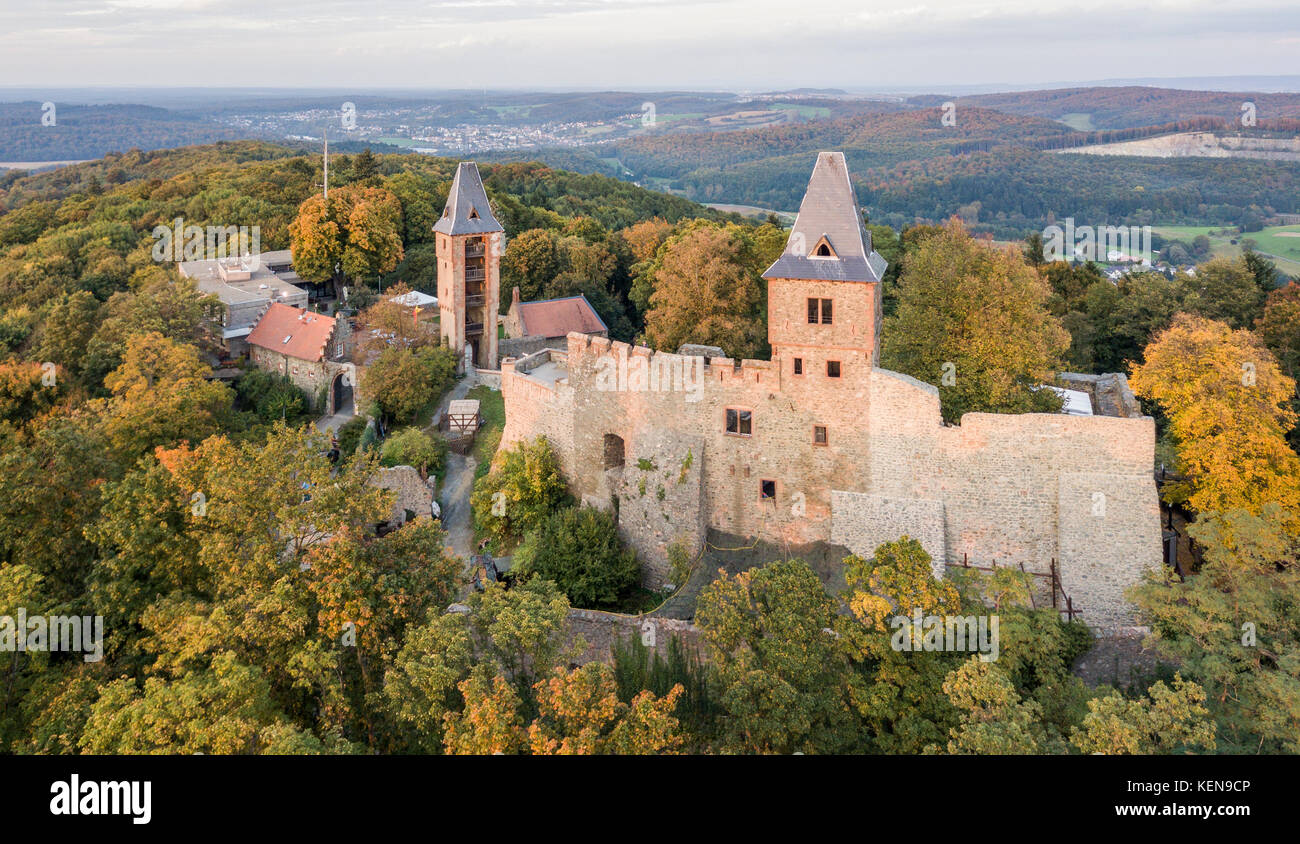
501 332 1162 628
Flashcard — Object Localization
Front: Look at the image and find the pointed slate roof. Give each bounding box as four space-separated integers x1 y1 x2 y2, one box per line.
433 161 504 236
762 151 887 284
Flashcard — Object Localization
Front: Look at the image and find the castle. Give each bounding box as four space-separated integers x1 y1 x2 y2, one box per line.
469 152 1162 628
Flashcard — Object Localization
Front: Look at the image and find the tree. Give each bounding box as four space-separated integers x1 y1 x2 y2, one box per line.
1130 504 1300 753
357 282 435 354
641 223 767 360
1257 282 1300 379
471 436 571 545
379 426 446 477
882 218 1069 423
362 345 458 425
501 228 561 304
80 277 218 390
289 184 405 284
79 654 333 755
513 505 640 610
695 558 859 753
0 360 63 429
96 332 234 457
383 171 447 245
936 658 1062 754
1176 256 1267 330
1088 271 1181 373
1070 674 1216 755
527 663 683 755
1129 313 1300 531
37 290 99 376
235 369 307 422
618 218 673 264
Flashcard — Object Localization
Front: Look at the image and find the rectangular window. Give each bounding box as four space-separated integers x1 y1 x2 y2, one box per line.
725 408 752 436
807 298 833 324
793 357 803 375
827 360 841 378
813 425 828 445
760 479 776 500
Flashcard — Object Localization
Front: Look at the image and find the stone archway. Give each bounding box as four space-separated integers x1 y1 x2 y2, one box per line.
331 371 354 417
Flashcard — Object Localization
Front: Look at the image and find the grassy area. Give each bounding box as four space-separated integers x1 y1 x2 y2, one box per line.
768 103 831 119
1153 224 1300 277
1058 112 1096 131
468 384 505 481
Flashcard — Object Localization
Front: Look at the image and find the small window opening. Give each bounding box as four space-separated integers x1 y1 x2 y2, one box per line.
725 408 752 436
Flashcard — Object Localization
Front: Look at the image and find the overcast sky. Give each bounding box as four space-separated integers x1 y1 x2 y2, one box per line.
1 0 1298 91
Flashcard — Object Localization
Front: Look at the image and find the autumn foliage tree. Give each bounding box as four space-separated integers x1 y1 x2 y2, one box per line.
640 222 773 360
290 184 405 283
883 218 1069 422
1130 313 1300 532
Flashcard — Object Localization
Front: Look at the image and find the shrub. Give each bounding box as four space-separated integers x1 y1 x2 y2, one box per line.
236 370 307 422
380 426 446 476
513 505 639 609
336 415 368 456
357 419 380 455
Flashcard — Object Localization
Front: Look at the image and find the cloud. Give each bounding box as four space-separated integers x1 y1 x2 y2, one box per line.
0 0 1295 88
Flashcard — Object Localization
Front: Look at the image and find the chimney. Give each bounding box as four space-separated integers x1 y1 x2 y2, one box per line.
512 286 521 307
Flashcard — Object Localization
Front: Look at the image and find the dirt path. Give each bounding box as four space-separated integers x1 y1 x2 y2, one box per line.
439 450 477 561
432 371 482 564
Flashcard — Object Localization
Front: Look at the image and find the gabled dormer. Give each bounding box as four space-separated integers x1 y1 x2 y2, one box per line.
810 235 837 258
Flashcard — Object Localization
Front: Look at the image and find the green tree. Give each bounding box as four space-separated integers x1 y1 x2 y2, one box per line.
1070 674 1216 755
696 558 859 753
1177 256 1267 330
501 228 561 304
513 505 640 610
380 426 446 476
362 345 458 425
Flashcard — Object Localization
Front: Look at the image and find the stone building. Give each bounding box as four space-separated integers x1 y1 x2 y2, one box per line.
501 288 608 357
499 151 1162 628
247 302 355 415
436 162 504 372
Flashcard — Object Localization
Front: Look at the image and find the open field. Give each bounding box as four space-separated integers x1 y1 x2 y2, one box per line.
1153 223 1300 277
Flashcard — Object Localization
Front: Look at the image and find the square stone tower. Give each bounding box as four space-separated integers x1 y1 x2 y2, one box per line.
435 161 505 371
762 151 888 377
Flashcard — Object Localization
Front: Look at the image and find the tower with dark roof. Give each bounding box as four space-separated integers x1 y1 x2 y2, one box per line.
435 161 504 370
762 151 888 372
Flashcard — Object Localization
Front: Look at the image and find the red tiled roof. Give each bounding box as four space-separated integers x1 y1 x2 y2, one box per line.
517 295 607 339
247 303 336 362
